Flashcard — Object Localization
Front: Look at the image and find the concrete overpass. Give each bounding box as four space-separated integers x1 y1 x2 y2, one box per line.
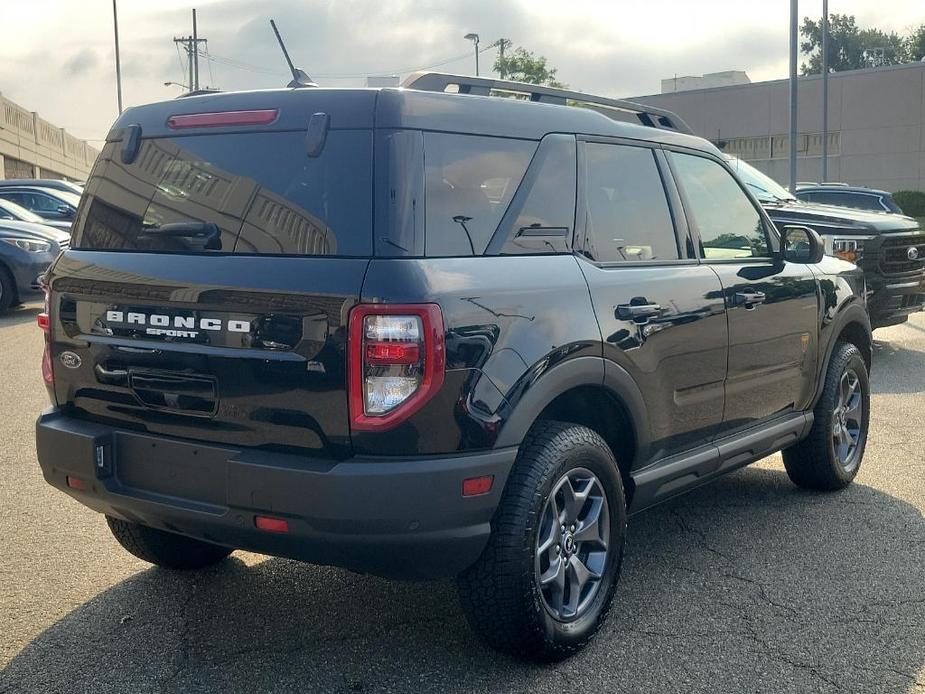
0 92 100 182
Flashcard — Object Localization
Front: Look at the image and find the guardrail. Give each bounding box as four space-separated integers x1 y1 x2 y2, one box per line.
0 91 99 174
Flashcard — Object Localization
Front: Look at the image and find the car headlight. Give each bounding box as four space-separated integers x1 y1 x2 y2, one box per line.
823 235 873 264
0 238 52 253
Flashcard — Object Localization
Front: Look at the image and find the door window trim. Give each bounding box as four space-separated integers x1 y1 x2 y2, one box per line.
662 145 781 265
574 136 698 268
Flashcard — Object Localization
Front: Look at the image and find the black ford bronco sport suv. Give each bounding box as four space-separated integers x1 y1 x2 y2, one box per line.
35 73 873 661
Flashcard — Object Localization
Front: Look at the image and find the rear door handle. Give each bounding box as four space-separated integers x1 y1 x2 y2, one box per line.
616 303 662 321
734 290 766 309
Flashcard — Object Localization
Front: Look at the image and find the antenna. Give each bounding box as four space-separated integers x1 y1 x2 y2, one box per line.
270 19 317 88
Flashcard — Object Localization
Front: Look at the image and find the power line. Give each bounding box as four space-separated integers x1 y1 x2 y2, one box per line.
198 43 496 81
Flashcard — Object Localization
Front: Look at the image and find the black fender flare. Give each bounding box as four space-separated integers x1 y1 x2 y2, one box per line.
813 301 872 408
494 355 651 466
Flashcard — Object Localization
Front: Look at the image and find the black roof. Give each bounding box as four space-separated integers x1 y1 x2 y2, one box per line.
107 82 718 155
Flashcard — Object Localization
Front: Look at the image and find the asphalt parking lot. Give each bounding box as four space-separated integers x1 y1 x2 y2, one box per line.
1 302 923 694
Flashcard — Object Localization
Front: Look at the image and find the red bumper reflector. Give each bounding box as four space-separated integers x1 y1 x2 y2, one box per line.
36 313 49 331
66 476 88 491
255 516 289 533
462 475 494 497
167 109 279 129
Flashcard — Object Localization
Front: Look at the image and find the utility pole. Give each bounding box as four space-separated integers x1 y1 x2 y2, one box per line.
495 38 512 79
821 0 829 181
192 9 199 92
173 10 207 93
112 0 123 113
788 0 799 192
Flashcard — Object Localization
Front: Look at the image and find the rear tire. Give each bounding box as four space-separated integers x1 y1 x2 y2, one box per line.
106 516 233 570
0 265 15 312
457 420 626 661
783 342 870 491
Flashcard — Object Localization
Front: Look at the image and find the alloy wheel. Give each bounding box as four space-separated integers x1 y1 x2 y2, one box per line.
534 467 610 621
832 367 864 471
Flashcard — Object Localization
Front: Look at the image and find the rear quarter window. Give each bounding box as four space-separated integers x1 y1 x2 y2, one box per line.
423 133 536 256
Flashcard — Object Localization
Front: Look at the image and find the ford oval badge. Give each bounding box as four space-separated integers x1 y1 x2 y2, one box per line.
60 351 82 369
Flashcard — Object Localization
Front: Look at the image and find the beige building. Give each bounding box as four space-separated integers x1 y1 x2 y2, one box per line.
1 91 99 182
633 61 925 193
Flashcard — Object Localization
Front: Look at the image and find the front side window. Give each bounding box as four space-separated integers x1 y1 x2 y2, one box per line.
26 193 63 213
670 152 770 260
582 143 679 263
423 133 535 256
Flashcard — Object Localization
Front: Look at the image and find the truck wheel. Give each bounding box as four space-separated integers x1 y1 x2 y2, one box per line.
0 265 15 312
457 421 626 661
106 516 233 569
783 342 870 491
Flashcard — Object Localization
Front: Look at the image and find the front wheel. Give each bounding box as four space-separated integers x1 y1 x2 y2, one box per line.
0 265 15 313
457 421 626 661
783 342 870 490
106 516 233 570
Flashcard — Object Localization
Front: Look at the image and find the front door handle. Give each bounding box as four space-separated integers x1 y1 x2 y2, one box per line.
734 290 766 309
616 302 662 322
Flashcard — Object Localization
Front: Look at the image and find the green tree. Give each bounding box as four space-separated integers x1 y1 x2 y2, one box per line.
493 47 567 88
908 24 925 62
801 14 909 74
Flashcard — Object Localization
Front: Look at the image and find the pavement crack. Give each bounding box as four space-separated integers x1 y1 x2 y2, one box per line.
669 507 737 564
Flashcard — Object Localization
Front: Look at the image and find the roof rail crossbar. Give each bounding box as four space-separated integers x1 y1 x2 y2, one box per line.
401 72 693 135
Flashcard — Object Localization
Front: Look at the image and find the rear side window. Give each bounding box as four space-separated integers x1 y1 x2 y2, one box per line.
582 143 679 263
74 131 373 256
669 151 770 260
423 133 535 256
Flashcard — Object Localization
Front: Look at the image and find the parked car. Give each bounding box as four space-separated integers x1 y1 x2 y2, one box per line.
0 220 69 311
728 158 924 329
0 197 74 232
0 178 84 196
35 74 872 661
795 183 904 214
0 187 80 227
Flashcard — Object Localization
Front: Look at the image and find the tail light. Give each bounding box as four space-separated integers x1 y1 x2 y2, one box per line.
348 304 445 431
38 283 53 386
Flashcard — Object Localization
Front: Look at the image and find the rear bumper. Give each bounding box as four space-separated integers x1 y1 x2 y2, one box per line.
35 409 516 578
867 274 925 328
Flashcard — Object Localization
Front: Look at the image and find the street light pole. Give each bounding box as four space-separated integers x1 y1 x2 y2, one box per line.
112 0 123 114
788 0 799 192
464 33 480 76
821 0 829 181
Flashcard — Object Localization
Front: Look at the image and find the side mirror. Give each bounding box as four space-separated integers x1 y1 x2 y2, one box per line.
57 205 75 219
781 225 824 264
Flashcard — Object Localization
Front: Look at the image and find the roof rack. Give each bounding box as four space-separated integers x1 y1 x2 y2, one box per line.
401 72 694 135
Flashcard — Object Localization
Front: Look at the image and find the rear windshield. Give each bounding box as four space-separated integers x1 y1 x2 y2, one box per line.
73 130 373 256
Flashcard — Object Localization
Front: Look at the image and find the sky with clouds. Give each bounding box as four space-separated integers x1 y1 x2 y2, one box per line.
1 0 923 144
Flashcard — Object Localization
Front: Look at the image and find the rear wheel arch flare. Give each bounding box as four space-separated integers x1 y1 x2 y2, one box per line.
534 384 638 505
495 357 649 468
